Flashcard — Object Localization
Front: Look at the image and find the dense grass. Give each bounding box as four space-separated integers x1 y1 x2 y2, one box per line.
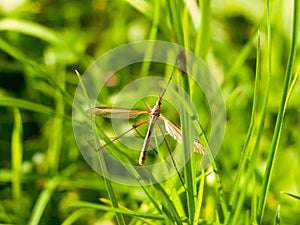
0 0 299 224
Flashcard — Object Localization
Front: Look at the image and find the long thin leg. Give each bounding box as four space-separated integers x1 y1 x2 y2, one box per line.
157 122 186 190
90 119 150 152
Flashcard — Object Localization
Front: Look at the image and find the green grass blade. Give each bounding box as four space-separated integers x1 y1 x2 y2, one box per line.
195 0 211 59
27 177 60 225
165 2 198 222
251 172 258 224
11 107 23 223
152 183 183 224
274 205 281 225
139 178 184 224
0 96 55 115
61 209 95 225
124 0 153 20
75 71 126 225
226 32 261 224
0 202 12 223
140 0 160 77
281 191 300 200
0 18 64 45
193 171 205 225
166 0 185 45
257 0 299 222
69 201 165 220
284 66 300 111
103 175 126 225
178 72 196 224
0 38 74 107
0 18 91 67
46 70 66 174
212 160 228 219
225 31 258 82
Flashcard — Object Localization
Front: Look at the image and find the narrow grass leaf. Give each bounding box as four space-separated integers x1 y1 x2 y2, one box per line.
274 205 280 225
76 71 126 225
46 70 66 174
27 177 60 225
178 73 197 224
0 96 55 115
124 0 153 19
152 183 183 224
0 18 64 45
257 0 299 222
0 38 74 106
193 171 205 225
69 201 165 220
140 0 160 77
195 0 211 59
11 107 23 221
61 209 95 225
227 32 261 224
166 0 185 45
281 191 300 201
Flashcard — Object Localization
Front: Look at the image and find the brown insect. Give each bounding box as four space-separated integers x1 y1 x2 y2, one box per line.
87 74 205 166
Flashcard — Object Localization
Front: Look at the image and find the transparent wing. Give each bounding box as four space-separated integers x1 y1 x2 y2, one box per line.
160 115 182 143
192 138 206 154
161 115 205 154
87 107 149 119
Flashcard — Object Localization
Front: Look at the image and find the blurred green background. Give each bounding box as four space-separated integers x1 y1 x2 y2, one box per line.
0 0 299 224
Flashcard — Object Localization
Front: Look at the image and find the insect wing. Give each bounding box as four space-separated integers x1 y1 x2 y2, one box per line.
161 115 182 143
161 115 205 154
87 107 149 119
193 138 205 154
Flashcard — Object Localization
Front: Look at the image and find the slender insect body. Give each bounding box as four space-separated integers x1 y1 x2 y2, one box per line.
139 99 162 165
150 100 161 117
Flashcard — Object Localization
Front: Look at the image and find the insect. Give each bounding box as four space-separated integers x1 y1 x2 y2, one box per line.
87 73 205 166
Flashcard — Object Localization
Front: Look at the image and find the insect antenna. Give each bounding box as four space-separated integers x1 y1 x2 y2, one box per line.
159 65 176 100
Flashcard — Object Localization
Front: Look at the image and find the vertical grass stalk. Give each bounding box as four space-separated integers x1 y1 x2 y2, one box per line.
11 107 23 222
140 0 160 77
226 32 261 224
195 0 211 59
76 71 126 225
257 0 299 222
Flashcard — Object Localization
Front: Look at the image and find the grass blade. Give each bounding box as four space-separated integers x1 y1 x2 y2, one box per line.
140 0 160 77
274 205 280 225
281 191 300 200
69 201 165 220
166 0 185 45
193 171 205 225
11 107 23 223
0 18 64 45
27 177 60 225
226 31 261 224
76 71 126 225
0 37 74 107
195 0 211 59
257 0 299 222
46 71 66 174
0 96 55 115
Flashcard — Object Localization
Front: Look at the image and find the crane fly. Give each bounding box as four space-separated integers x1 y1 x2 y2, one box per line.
87 75 205 166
